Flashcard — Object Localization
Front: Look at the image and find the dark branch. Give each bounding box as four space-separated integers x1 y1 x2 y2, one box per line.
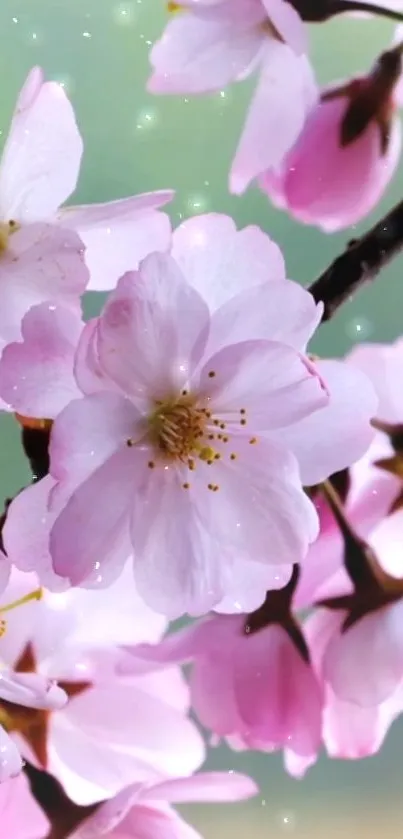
308 198 403 321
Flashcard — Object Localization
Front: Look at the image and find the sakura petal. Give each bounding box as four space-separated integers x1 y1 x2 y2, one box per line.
148 11 264 94
261 0 307 53
0 772 49 836
0 671 67 710
59 194 173 292
214 559 292 614
0 224 88 344
348 339 403 423
50 446 139 585
273 359 377 486
0 554 11 594
207 280 322 355
115 804 202 839
131 467 224 617
0 303 83 418
172 214 285 312
230 42 317 194
323 601 403 706
97 253 210 402
192 438 319 565
198 340 327 429
3 476 69 592
0 72 82 222
0 726 23 781
144 771 258 803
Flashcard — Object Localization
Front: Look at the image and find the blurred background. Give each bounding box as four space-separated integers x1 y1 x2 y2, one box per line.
0 1 402 835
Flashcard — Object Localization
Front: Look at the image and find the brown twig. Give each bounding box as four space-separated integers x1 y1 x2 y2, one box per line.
308 198 403 321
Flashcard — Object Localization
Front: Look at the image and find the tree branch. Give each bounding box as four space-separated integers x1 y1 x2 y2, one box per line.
308 198 403 321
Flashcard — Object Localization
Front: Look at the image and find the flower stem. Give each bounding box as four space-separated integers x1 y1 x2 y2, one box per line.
308 198 403 321
331 0 403 22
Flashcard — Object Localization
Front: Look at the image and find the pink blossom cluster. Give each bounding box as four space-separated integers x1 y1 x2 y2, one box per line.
1 8 403 831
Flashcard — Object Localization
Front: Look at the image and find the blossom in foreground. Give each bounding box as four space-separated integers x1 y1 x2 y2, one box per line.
0 66 173 291
149 0 317 193
2 214 377 616
70 771 258 838
0 773 49 838
261 43 403 231
0 568 204 803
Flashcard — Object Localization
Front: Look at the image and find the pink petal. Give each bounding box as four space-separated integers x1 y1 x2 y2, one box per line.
323 601 403 706
130 466 224 617
234 625 322 756
74 319 114 396
0 727 23 782
191 437 319 566
144 771 258 803
207 280 322 356
148 7 264 94
96 253 210 403
0 772 49 837
0 303 82 417
370 508 403 579
0 553 11 594
0 70 82 222
59 194 173 292
273 359 377 486
171 213 285 312
214 558 292 614
50 446 139 585
198 340 328 429
348 339 403 424
0 223 88 344
230 42 318 193
261 0 307 53
3 476 69 591
0 671 67 710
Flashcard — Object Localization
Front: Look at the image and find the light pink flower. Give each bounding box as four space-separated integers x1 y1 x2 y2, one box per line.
3 214 377 616
0 773 49 838
69 771 258 839
0 568 204 804
0 67 173 291
261 47 403 231
149 1 317 193
121 611 323 777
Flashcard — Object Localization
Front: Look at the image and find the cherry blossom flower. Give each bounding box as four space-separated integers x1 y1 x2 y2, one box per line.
0 66 173 291
261 43 403 231
2 214 377 616
304 608 403 766
121 569 323 777
0 568 204 804
148 0 317 193
69 771 258 838
0 772 49 838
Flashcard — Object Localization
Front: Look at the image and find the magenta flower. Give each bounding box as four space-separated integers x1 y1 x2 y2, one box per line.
0 773 49 838
0 568 204 804
0 67 173 291
149 0 317 193
69 771 258 838
261 44 403 231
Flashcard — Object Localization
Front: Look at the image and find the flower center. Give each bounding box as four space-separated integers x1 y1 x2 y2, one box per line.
0 219 19 253
147 394 215 463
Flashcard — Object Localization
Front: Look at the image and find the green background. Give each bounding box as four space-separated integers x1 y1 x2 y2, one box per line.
0 2 402 836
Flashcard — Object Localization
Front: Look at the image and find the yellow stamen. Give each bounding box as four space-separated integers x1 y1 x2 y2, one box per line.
0 588 43 615
167 1 182 11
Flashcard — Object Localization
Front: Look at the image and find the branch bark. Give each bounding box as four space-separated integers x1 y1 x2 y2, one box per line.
308 198 403 321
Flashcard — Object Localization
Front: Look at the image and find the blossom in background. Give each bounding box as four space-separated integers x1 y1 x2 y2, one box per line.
1 214 377 616
0 567 204 803
121 604 323 778
261 42 403 230
69 771 258 838
0 772 49 838
0 66 173 291
149 0 317 194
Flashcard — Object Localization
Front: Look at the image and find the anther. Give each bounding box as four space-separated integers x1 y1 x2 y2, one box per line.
219 423 226 430
208 370 216 378
148 460 155 469
182 482 190 489
240 419 247 426
222 436 229 443
240 409 246 415
249 437 257 444
127 438 134 447
230 453 237 460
